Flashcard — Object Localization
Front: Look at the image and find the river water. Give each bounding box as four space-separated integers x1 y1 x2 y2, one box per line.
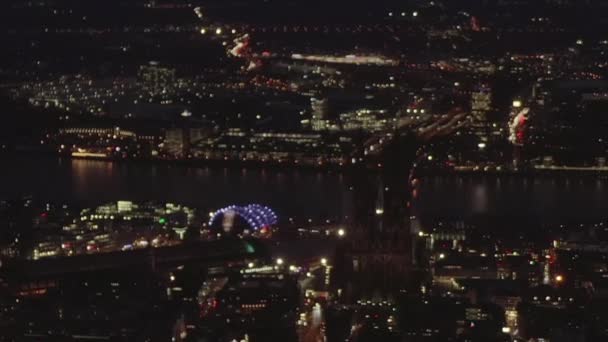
0 156 607 223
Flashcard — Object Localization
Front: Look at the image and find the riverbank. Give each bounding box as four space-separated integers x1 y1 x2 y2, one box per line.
4 149 608 179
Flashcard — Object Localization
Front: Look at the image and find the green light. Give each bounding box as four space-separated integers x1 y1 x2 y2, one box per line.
244 242 255 254
159 218 166 224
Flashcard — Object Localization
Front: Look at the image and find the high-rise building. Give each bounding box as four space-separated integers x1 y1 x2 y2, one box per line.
163 128 188 157
163 127 207 157
471 84 492 124
310 97 329 131
138 62 176 96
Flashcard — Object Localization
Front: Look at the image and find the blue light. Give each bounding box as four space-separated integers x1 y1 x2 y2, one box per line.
208 204 278 230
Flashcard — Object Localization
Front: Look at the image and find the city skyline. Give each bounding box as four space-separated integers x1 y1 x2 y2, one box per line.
2 0 608 341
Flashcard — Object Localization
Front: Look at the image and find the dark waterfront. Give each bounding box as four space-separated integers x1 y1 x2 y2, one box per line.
1 155 607 223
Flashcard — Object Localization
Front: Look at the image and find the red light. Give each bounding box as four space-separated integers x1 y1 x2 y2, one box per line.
40 212 48 218
471 16 480 32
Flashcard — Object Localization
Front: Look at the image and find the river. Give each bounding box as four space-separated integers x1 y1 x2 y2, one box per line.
0 156 607 223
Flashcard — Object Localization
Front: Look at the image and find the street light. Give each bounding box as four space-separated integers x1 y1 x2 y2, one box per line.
321 258 328 266
276 258 284 266
337 228 345 237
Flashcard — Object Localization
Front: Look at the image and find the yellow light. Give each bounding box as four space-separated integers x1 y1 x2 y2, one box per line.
555 275 564 283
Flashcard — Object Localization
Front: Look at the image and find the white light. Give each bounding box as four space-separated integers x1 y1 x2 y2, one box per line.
502 327 511 334
375 208 384 215
170 275 175 282
231 29 236 34
512 100 522 108
215 28 222 35
321 258 328 266
337 228 345 237
200 28 206 35
427 155 433 161
412 11 418 17
454 82 460 87
478 142 487 149
248 262 254 268
418 231 425 237
276 258 284 265
439 253 445 259
289 265 297 272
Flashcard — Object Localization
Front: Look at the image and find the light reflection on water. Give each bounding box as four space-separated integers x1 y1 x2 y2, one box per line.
0 156 607 222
